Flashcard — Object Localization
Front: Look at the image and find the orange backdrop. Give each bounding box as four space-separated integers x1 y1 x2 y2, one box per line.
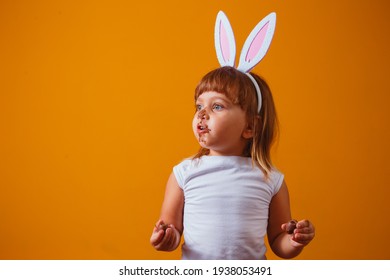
1 0 389 260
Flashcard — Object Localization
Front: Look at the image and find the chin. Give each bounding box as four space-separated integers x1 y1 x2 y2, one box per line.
198 142 209 149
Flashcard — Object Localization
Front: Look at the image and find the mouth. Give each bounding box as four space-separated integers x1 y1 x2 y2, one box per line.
197 124 210 134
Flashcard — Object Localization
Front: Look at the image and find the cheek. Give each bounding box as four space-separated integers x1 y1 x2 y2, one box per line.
219 116 247 138
192 116 198 133
216 113 244 129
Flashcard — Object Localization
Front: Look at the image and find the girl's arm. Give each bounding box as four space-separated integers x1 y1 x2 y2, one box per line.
150 172 184 252
267 180 315 259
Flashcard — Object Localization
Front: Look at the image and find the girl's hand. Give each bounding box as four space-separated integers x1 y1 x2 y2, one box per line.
282 219 315 248
150 219 181 251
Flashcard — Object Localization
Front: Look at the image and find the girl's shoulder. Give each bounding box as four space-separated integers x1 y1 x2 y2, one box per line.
267 167 285 194
172 157 195 189
174 157 194 169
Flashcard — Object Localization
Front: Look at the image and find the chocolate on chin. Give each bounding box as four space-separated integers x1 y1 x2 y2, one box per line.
286 219 297 234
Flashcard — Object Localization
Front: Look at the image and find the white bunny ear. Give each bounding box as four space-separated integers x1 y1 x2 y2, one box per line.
237 12 276 72
214 11 236 67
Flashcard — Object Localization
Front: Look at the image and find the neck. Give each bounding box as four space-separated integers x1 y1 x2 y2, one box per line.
207 143 248 157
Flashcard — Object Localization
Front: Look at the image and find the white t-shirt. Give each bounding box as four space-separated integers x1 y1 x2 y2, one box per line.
173 156 284 260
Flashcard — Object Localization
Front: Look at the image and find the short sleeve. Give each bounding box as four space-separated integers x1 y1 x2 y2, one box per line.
269 169 284 196
172 159 191 189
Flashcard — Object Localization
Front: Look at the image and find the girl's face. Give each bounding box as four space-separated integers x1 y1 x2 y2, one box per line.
192 91 253 156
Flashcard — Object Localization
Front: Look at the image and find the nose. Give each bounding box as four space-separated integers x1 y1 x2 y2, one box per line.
198 108 209 120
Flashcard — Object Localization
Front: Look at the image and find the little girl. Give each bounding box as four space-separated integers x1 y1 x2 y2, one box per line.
150 11 315 259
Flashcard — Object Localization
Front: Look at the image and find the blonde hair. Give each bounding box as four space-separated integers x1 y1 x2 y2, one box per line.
193 66 279 177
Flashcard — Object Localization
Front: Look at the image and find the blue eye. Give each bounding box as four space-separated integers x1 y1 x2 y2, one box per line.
196 104 203 111
213 104 223 111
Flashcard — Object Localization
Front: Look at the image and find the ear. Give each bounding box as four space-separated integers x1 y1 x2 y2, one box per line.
237 12 276 72
214 11 236 67
242 115 261 139
242 127 254 139
242 117 257 139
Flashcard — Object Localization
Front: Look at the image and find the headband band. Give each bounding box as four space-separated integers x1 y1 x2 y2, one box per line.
214 11 276 113
245 73 262 113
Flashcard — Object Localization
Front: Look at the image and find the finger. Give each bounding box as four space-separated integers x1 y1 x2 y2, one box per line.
165 227 180 251
296 219 311 229
153 225 163 234
150 229 165 246
296 220 315 237
293 232 315 244
295 226 313 234
155 230 174 251
164 228 175 248
155 219 165 228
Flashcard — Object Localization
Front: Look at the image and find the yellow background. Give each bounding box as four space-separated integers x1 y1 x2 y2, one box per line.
1 0 389 259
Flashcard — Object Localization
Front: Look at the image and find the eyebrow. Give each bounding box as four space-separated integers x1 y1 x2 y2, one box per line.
196 94 232 104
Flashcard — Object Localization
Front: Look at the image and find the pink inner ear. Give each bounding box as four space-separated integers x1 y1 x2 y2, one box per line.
246 22 269 62
220 22 230 63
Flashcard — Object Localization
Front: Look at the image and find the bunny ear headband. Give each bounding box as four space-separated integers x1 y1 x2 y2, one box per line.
214 11 276 112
